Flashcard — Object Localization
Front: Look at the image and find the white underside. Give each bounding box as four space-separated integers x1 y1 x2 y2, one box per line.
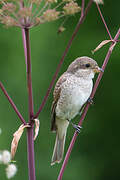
56 75 93 120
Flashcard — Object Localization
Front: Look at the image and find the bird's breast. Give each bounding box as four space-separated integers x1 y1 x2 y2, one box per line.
56 77 93 120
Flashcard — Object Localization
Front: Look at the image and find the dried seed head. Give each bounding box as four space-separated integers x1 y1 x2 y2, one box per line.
58 26 66 34
0 0 82 28
18 7 32 18
63 1 81 15
1 16 17 27
43 9 60 22
93 0 104 4
2 3 16 13
46 0 57 3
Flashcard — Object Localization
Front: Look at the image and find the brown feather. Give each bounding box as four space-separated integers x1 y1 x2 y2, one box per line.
51 73 67 132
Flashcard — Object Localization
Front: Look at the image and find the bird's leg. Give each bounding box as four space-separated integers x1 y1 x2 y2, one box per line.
79 98 94 116
87 97 94 105
67 119 82 133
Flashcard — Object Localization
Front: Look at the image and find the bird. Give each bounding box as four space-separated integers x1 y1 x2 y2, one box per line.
51 56 103 165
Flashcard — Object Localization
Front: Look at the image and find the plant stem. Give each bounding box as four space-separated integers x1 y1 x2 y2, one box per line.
24 28 34 120
22 28 36 180
22 29 27 66
34 0 93 119
27 126 36 180
57 28 120 180
81 0 85 17
0 82 26 125
96 3 113 40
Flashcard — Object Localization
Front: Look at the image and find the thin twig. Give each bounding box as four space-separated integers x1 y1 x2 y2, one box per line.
96 3 113 40
81 0 85 17
57 28 120 180
0 82 26 125
34 0 93 119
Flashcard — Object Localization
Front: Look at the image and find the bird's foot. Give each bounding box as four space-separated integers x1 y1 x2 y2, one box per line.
72 123 82 133
67 120 82 133
87 97 94 105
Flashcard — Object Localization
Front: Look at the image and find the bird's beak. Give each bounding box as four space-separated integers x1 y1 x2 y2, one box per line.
93 66 104 73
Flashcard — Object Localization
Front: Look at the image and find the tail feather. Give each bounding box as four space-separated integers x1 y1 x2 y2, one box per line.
51 133 66 166
51 118 69 165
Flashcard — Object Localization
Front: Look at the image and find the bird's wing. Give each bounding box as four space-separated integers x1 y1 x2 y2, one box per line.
51 73 67 132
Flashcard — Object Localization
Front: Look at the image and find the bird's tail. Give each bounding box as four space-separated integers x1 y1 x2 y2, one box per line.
51 119 69 165
51 133 66 166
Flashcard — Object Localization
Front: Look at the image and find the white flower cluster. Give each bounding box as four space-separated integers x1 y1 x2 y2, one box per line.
93 0 104 4
0 150 11 164
0 131 17 179
6 164 17 179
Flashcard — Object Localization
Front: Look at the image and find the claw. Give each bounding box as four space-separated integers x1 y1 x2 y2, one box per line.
67 119 82 133
72 124 82 133
88 97 94 105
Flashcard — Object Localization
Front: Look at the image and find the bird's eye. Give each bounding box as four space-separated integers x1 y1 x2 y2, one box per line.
85 63 90 68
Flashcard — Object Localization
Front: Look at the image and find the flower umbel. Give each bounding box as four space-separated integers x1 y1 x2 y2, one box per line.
43 9 60 22
0 0 81 28
63 1 81 15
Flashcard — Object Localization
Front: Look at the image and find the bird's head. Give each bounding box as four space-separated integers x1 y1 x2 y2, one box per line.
67 56 103 79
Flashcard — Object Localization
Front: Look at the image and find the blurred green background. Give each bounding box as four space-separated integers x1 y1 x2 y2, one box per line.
0 0 120 179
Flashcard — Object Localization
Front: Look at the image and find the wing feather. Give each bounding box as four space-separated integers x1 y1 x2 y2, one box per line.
51 73 67 132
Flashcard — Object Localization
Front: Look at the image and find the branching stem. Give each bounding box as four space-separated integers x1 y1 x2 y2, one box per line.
96 3 113 40
57 28 120 180
24 28 34 120
22 28 36 180
34 0 93 119
0 82 26 125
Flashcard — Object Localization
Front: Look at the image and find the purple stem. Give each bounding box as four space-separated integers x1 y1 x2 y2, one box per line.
57 28 120 180
22 29 27 66
81 0 85 17
24 28 34 120
34 0 93 119
96 3 113 40
27 127 36 180
22 28 36 180
0 82 26 125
